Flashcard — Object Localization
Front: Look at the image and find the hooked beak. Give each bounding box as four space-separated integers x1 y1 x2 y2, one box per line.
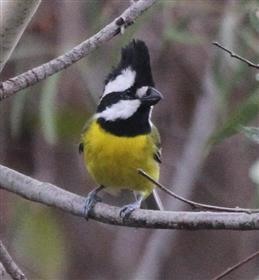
140 87 163 105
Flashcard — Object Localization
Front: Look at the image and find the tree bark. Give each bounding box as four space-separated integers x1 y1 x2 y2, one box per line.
0 0 41 73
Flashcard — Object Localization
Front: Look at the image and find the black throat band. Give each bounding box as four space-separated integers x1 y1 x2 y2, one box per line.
97 106 151 137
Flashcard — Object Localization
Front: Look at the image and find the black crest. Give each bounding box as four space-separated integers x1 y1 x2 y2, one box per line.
105 39 154 88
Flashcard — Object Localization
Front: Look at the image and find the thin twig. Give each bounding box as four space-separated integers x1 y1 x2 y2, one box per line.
134 65 220 280
0 0 157 101
0 241 27 280
213 41 259 69
138 169 259 214
1 164 259 230
211 249 259 280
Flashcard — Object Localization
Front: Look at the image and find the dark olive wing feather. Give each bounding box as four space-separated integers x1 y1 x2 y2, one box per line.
151 124 162 164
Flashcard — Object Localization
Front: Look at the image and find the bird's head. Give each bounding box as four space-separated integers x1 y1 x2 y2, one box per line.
95 39 162 136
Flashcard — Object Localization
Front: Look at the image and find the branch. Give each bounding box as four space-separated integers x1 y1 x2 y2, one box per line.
0 241 27 280
1 164 259 230
0 263 6 279
212 249 259 280
138 169 259 214
134 65 221 279
0 0 157 101
213 42 259 69
0 0 41 73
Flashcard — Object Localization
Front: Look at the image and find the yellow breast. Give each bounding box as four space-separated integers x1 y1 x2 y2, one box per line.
82 121 159 196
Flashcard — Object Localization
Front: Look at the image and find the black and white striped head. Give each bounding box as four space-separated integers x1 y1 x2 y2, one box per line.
96 39 162 136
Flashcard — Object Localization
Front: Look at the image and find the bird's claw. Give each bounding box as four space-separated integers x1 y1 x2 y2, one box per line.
84 192 102 220
119 202 140 220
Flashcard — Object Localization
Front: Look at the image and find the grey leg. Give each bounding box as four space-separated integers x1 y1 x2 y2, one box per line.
119 193 143 220
84 185 104 220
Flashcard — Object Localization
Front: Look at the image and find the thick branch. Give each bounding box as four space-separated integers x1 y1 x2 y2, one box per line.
0 0 41 73
1 164 259 230
0 0 156 101
0 241 27 280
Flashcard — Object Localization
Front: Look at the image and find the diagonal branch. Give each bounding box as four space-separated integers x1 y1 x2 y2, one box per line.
0 241 27 280
1 164 259 230
0 0 41 73
0 0 157 101
138 169 259 213
134 65 221 279
211 249 259 280
213 41 259 69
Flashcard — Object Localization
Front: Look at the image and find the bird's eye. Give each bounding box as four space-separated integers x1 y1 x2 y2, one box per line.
146 88 151 96
123 89 132 99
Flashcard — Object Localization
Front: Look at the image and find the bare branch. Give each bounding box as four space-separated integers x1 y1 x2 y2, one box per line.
0 241 27 280
134 65 221 279
211 249 259 280
0 0 41 73
0 262 6 279
1 164 259 230
213 42 259 69
0 0 157 101
138 169 259 214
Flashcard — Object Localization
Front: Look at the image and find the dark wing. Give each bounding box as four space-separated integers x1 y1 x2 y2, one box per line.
151 124 162 164
143 125 163 210
78 117 93 154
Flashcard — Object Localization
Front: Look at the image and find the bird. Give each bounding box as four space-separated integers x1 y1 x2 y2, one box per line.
79 39 163 219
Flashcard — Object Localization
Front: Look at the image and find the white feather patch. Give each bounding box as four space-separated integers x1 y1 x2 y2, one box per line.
149 106 153 125
96 100 141 121
136 86 148 98
103 67 136 97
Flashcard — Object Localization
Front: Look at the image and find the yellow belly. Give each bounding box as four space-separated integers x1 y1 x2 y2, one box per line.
82 121 159 197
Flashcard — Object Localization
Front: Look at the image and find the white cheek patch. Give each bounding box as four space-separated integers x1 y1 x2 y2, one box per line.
96 100 141 121
136 86 148 98
103 67 136 97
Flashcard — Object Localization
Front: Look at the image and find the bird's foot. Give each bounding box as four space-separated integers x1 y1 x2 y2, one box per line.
119 200 141 220
84 191 102 220
115 17 126 34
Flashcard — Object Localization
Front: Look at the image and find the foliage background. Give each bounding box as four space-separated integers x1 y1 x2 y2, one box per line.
1 0 259 279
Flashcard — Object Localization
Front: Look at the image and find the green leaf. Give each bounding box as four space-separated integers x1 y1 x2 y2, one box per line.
209 87 259 145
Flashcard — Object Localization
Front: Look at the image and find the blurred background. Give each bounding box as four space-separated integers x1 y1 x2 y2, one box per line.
1 0 259 279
